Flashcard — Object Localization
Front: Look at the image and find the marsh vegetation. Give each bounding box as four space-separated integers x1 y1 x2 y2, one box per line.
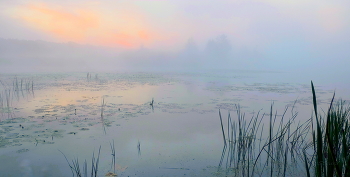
217 81 350 177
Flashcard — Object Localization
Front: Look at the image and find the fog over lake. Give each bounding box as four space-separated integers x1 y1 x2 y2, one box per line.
0 0 349 176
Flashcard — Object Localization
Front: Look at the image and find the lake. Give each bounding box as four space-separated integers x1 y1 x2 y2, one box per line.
0 70 348 177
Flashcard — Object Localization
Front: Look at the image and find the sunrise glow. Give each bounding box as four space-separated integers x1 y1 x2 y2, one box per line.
16 3 157 48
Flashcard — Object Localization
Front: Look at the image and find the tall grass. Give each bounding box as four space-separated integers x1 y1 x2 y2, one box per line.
303 81 350 177
216 81 350 177
219 82 350 177
218 103 311 177
59 146 101 177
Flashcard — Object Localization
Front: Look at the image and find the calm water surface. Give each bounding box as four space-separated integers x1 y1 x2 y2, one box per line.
0 71 347 177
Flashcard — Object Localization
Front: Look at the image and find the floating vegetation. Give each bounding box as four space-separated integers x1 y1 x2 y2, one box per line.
0 136 9 147
16 148 29 153
105 172 117 176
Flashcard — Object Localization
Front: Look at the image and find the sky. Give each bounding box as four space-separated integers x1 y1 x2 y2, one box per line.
0 0 349 73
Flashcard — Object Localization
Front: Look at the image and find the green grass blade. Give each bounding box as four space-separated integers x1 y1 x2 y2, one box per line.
303 150 311 177
311 81 324 177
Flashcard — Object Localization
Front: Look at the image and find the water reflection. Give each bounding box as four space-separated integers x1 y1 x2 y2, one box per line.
0 76 35 119
0 72 346 176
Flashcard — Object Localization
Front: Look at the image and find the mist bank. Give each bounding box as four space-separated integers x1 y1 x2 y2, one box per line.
0 36 342 74
0 37 262 73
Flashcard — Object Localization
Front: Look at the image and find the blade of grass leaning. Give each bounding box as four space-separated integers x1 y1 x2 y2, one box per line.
219 109 227 146
303 150 311 177
58 150 75 177
311 81 324 177
91 145 101 177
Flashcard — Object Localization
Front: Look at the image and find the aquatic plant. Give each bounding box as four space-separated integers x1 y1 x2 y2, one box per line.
218 102 311 177
101 96 107 134
87 72 91 81
150 98 154 106
216 81 350 177
137 140 141 156
303 81 350 177
110 140 116 173
59 146 101 177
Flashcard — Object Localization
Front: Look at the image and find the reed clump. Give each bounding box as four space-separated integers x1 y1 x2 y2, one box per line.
218 103 310 177
218 81 350 177
303 81 350 177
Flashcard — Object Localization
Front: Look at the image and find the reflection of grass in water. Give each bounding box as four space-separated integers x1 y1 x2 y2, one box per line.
0 77 34 119
218 81 350 177
0 90 14 118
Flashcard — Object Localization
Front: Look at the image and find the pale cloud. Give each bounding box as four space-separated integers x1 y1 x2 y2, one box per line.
6 0 348 49
13 1 166 48
17 3 100 41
